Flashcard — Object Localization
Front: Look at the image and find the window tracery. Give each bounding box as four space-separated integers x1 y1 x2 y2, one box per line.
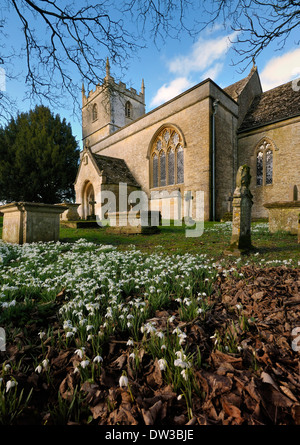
150 127 184 188
256 140 274 186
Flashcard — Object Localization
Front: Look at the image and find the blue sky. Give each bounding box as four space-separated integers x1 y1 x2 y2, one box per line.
1 1 300 149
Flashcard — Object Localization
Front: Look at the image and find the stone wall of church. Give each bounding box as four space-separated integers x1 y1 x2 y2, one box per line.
74 153 103 219
237 116 300 218
80 79 238 221
89 81 217 220
213 86 239 220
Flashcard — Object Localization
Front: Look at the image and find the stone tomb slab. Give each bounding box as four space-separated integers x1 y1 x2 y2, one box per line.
264 201 300 235
0 202 68 244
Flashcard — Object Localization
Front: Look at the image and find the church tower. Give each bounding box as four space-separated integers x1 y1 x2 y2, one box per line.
82 58 146 147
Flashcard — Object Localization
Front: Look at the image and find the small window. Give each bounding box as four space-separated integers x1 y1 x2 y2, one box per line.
125 101 132 118
256 140 274 186
92 104 98 121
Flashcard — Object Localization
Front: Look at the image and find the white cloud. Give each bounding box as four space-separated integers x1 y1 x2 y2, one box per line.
201 62 224 82
168 31 237 77
150 77 193 108
260 48 300 91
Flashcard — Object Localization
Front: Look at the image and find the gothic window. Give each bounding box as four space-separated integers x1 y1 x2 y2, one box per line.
92 104 98 121
150 127 184 188
125 101 132 118
266 150 273 185
152 154 158 188
256 140 274 186
160 151 166 187
177 145 184 184
168 148 175 185
256 151 263 186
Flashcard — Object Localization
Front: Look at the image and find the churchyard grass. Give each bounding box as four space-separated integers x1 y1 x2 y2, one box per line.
0 217 299 424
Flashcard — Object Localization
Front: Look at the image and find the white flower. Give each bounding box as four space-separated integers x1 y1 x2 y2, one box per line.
42 359 49 370
80 360 90 369
75 348 85 359
127 339 134 346
119 375 129 388
6 379 17 392
129 352 135 360
174 359 189 368
181 369 189 381
86 325 94 331
157 358 167 371
3 364 11 371
35 365 42 374
66 331 74 338
93 355 103 363
38 331 46 340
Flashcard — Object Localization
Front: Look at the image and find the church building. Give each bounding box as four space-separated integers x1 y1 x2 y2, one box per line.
74 58 300 222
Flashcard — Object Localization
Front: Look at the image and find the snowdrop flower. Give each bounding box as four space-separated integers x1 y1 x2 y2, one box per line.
3 364 11 371
236 304 242 311
129 352 135 360
127 339 134 346
66 331 74 338
42 359 49 370
161 344 167 350
158 358 167 371
119 374 129 388
35 365 42 374
86 325 94 331
38 331 46 340
6 379 17 392
80 360 90 369
174 359 189 368
181 369 189 381
93 355 103 363
75 348 85 359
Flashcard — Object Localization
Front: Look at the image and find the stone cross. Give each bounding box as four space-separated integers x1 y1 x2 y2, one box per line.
89 199 96 217
229 165 253 252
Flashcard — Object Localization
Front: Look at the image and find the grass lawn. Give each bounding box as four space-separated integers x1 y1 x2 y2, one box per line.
58 219 299 264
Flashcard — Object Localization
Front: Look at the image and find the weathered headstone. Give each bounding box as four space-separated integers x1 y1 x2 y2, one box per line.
105 210 160 234
0 202 67 244
227 165 254 253
56 202 81 221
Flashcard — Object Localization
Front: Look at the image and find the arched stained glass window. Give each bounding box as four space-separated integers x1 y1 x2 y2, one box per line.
150 127 184 188
152 154 158 188
168 148 175 185
266 150 273 185
256 151 263 186
160 151 166 187
177 145 184 184
256 140 274 186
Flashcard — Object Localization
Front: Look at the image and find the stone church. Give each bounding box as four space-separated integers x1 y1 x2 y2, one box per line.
74 58 300 222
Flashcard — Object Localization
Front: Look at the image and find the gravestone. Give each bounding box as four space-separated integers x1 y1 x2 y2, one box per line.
227 165 254 254
56 202 81 221
106 210 160 234
0 202 67 244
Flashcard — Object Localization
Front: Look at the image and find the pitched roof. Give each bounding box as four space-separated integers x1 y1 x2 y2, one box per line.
239 80 300 132
92 153 140 187
224 75 252 101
